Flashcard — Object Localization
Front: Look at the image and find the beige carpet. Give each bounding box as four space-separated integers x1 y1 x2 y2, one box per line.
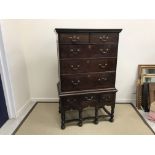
15 103 154 135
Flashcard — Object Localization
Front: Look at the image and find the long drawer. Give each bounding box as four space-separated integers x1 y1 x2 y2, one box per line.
59 44 118 59
60 58 117 74
61 72 116 91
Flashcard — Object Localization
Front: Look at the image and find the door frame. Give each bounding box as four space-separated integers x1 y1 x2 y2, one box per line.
0 24 16 119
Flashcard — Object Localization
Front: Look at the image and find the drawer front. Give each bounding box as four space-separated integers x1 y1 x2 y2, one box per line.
61 96 80 110
80 94 98 108
59 45 90 58
90 33 118 43
61 72 115 91
91 44 118 57
59 44 117 59
60 58 117 74
99 93 116 106
59 33 89 44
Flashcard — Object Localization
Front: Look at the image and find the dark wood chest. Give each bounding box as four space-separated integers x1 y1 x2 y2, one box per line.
55 29 122 129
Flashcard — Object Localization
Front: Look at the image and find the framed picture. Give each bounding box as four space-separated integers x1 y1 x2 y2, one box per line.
136 65 155 109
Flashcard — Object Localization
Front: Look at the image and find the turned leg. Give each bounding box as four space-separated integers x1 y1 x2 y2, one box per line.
59 100 61 113
109 104 115 122
94 107 98 124
78 109 83 127
61 109 65 129
59 105 61 113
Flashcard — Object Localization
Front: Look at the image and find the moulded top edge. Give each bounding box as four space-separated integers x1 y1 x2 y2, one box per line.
55 28 122 33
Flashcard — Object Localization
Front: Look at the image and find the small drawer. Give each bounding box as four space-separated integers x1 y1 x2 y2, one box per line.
59 33 89 44
59 45 90 58
61 96 80 110
60 72 116 92
99 93 116 106
90 33 118 43
80 94 98 108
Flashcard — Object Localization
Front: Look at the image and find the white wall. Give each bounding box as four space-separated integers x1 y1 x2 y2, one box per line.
0 20 31 117
2 20 155 106
18 19 155 104
20 20 58 101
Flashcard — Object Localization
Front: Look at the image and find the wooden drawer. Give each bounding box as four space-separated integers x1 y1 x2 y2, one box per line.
59 45 90 58
59 33 89 44
61 95 80 110
80 94 98 108
99 93 116 106
90 33 118 43
60 58 117 74
59 44 117 59
61 72 116 91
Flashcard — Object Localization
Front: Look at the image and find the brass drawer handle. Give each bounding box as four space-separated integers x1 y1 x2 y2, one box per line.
98 77 107 81
99 35 109 41
67 98 77 103
84 96 94 101
68 35 80 42
70 64 80 70
71 80 80 86
102 96 111 101
98 63 108 69
70 48 80 55
99 48 110 54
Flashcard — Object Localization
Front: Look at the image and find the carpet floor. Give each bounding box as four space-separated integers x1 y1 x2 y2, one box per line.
15 103 154 135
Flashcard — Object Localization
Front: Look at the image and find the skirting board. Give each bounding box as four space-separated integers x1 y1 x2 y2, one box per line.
116 99 136 105
16 99 36 118
31 98 59 103
0 100 36 135
31 98 136 104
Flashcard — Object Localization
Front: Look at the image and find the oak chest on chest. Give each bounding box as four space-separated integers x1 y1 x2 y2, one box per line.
55 28 122 129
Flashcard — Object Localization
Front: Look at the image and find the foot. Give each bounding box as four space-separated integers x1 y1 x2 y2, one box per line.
94 119 98 124
78 122 83 127
61 124 65 129
109 118 114 122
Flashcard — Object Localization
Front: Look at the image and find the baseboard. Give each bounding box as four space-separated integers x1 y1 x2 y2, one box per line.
0 99 36 135
31 98 59 103
31 97 136 105
116 99 136 105
16 99 36 118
